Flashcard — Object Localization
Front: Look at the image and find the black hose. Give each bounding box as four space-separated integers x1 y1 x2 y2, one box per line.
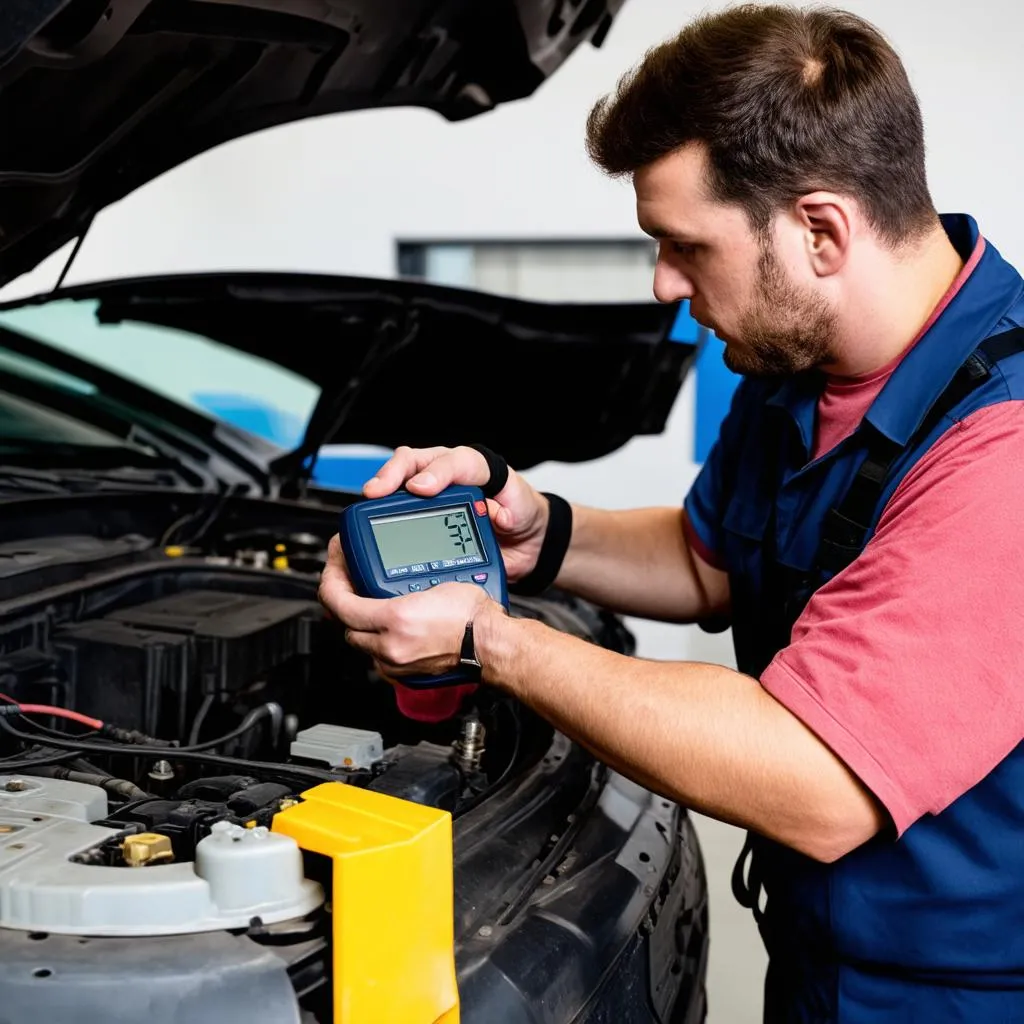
0 704 276 758
0 749 81 772
0 715 336 786
186 701 283 753
187 694 214 747
28 765 149 801
14 719 99 743
102 702 283 754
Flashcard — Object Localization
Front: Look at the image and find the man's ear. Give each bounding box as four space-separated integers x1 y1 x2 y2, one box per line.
793 192 852 277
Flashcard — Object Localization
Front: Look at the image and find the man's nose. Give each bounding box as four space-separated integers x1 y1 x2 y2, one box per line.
653 259 695 304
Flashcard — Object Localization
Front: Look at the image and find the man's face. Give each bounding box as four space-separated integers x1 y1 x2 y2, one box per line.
635 145 838 377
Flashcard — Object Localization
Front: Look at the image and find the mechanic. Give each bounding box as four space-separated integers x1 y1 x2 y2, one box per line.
318 5 1024 1021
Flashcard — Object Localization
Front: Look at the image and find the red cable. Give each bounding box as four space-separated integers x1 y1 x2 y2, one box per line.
0 693 103 730
16 705 104 729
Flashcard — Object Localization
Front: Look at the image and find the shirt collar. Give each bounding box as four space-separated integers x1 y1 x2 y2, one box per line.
767 214 1023 452
865 214 1023 445
765 371 820 454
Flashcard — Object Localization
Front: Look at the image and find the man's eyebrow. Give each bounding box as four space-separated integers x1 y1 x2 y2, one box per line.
640 224 699 244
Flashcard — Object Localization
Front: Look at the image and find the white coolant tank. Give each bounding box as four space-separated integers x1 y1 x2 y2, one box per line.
195 820 310 914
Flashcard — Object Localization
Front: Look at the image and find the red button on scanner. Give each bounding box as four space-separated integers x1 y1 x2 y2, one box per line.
473 500 487 516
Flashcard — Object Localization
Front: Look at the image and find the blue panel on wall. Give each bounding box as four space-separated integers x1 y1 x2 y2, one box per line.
694 333 741 464
665 302 741 464
668 301 702 344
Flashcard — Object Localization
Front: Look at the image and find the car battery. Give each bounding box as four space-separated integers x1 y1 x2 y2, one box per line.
53 619 190 735
106 590 323 695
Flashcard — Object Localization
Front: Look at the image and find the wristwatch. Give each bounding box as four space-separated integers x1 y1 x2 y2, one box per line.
459 621 482 680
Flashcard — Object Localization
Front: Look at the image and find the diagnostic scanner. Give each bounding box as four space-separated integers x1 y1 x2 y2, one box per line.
340 485 508 687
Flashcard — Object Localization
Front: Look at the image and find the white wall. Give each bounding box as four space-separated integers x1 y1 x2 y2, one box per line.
13 0 1019 649
3 3 1021 1020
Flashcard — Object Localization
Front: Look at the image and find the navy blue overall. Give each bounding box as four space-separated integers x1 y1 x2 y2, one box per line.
684 215 1024 1021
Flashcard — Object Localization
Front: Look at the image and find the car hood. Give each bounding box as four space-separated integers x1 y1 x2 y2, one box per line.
0 0 624 288
1 272 697 479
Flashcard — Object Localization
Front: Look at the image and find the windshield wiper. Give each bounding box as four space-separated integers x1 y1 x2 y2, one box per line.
0 463 182 495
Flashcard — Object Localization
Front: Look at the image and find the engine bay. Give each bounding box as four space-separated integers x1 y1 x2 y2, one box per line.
0 499 636 1022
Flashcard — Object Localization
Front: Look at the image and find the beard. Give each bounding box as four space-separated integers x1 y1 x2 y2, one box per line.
721 243 838 378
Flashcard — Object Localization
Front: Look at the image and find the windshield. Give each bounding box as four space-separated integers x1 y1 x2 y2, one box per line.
0 340 160 458
0 298 320 450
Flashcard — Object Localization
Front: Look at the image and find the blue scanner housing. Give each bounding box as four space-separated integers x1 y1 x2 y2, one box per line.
339 484 509 687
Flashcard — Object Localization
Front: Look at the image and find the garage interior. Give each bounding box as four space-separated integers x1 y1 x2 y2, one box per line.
0 1 1019 1022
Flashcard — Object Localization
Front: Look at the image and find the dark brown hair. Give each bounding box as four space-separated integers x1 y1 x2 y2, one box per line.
586 4 936 246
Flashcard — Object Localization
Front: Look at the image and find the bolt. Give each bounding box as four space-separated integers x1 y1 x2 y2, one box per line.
4 780 27 792
477 925 493 938
452 714 486 773
147 760 175 782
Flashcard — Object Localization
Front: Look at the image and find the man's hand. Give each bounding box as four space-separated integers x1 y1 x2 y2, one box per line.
318 535 504 679
365 445 548 582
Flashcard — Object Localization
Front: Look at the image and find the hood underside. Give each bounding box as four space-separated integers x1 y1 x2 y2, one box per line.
0 0 623 288
1 272 696 473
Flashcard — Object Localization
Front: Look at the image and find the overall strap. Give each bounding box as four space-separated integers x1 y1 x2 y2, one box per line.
816 326 1024 577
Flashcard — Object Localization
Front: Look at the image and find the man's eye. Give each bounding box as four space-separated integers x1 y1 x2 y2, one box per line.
672 242 697 256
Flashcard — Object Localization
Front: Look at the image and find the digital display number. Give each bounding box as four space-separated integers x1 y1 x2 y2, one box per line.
370 505 486 577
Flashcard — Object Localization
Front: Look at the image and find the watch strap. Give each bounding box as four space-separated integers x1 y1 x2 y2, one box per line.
458 621 482 680
508 492 573 596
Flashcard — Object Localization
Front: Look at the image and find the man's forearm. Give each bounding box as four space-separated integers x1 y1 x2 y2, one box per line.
477 609 885 863
552 505 727 622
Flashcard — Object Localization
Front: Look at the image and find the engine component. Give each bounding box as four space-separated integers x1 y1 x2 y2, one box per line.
0 535 151 596
27 765 148 802
273 782 458 1024
53 619 189 735
0 775 323 936
451 713 486 773
107 590 321 694
122 832 174 867
198 821 310 914
52 589 322 738
148 759 176 792
0 772 105 820
289 723 383 769
368 742 461 810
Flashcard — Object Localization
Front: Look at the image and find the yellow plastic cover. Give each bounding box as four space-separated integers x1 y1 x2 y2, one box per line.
272 782 459 1024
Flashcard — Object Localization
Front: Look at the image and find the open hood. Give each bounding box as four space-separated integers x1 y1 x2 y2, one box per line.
0 0 624 288
0 272 696 479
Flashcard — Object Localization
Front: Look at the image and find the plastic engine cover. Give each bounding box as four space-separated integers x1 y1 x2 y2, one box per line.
0 775 323 936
